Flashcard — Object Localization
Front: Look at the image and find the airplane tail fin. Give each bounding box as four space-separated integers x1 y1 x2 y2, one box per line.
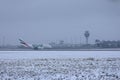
19 39 31 48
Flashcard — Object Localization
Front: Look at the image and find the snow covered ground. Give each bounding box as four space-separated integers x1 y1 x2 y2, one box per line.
0 51 120 59
0 51 120 80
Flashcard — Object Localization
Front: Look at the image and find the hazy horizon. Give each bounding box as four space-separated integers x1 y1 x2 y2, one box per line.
0 0 120 45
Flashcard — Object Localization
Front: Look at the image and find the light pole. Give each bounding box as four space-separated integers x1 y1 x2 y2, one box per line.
2 36 5 47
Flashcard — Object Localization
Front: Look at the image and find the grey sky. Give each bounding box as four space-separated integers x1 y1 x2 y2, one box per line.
0 0 120 45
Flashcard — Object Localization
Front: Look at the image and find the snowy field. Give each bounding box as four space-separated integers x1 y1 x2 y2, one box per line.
0 51 120 80
0 51 120 59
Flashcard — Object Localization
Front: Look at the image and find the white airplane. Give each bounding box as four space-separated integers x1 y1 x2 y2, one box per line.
19 39 52 50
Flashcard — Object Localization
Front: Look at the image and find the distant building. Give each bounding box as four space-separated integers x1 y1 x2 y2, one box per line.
95 40 120 48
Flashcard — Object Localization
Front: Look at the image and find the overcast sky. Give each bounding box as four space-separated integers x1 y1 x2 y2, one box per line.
0 0 120 45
